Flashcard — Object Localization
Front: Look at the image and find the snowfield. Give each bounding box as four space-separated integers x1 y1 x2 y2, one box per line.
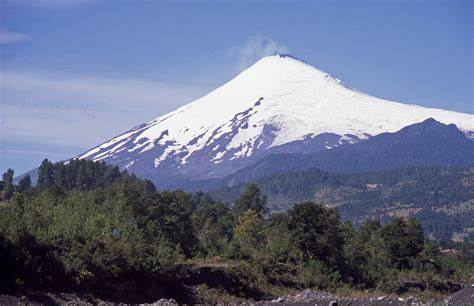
77 55 474 180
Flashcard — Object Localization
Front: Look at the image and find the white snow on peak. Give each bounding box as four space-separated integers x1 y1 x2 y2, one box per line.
79 54 474 166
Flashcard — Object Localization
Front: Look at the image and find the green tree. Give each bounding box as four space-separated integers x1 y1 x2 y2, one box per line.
2 169 14 201
234 209 265 258
17 175 32 194
288 201 342 267
37 159 55 190
234 183 267 217
380 218 424 269
102 165 121 187
149 190 198 257
53 163 68 190
192 201 233 256
343 219 385 287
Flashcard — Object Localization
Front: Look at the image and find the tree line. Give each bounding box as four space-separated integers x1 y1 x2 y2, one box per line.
0 159 472 302
212 166 474 241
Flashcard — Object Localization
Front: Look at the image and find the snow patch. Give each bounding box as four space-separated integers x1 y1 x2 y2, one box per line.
77 55 474 171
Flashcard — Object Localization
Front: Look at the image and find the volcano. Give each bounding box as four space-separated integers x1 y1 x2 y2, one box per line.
77 55 474 187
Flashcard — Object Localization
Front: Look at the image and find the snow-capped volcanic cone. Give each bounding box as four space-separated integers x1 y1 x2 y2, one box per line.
77 55 474 186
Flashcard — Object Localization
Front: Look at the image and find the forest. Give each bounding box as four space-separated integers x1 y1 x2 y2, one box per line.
212 166 474 241
0 159 473 303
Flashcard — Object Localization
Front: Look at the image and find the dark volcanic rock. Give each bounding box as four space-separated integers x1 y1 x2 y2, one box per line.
1 287 472 305
246 287 474 305
445 285 474 305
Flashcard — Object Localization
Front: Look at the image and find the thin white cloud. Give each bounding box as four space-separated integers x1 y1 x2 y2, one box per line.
0 70 211 149
1 71 207 110
0 147 74 157
0 29 29 45
229 35 290 71
3 0 96 7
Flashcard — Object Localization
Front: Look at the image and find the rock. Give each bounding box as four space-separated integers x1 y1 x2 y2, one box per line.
146 298 178 306
275 297 286 303
447 285 474 305
140 299 179 306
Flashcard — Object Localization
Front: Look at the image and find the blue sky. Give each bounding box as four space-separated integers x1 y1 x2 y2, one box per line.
1 0 472 174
